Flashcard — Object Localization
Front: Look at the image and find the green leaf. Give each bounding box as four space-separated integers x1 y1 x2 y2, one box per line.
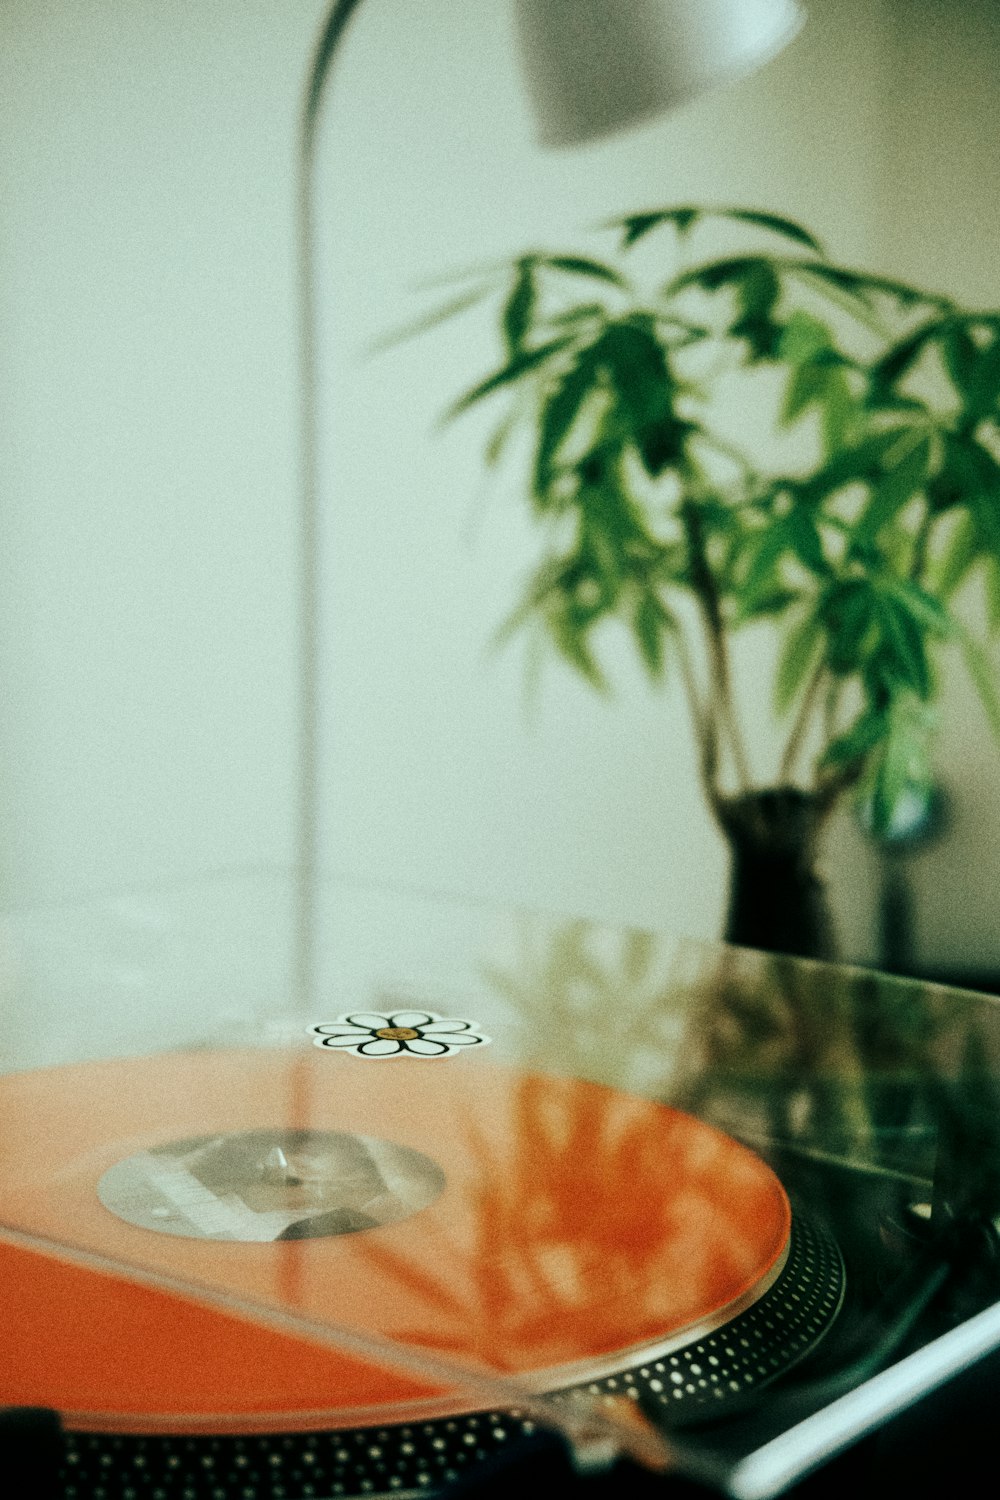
547 600 608 690
579 505 630 600
734 586 802 623
819 366 859 456
615 205 823 254
878 595 932 698
852 435 931 549
789 261 877 308
616 207 700 247
730 262 782 360
930 432 1000 512
735 502 826 606
970 483 1000 565
877 393 935 415
779 310 834 364
780 358 860 454
782 360 830 425
502 260 537 355
542 255 628 289
742 521 792 599
792 261 949 309
617 205 821 255
958 629 1000 738
492 594 537 652
413 255 511 291
637 419 696 476
596 319 673 419
822 579 876 674
650 539 694 589
775 610 824 715
870 734 915 837
370 282 493 353
444 334 576 420
484 408 517 468
664 322 712 348
633 590 671 677
943 323 980 391
821 707 888 767
884 578 953 637
733 317 782 362
738 261 780 318
547 302 608 329
798 431 899 501
963 331 1000 422
868 319 947 392
667 255 771 299
491 556 567 650
866 703 934 838
591 318 688 474
721 209 824 254
931 510 980 598
533 351 601 495
787 506 827 573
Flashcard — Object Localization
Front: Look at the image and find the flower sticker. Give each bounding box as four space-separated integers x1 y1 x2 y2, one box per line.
310 1010 491 1060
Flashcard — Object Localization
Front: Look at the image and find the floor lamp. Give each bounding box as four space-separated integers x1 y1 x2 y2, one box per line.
291 0 805 1012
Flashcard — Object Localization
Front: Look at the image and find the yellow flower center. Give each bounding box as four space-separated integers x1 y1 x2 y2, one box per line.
375 1026 420 1041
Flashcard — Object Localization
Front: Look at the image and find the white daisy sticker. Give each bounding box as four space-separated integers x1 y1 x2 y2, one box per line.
310 1010 491 1060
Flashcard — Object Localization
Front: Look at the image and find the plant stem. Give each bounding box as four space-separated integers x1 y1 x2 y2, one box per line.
816 754 866 818
779 659 826 782
680 500 753 793
823 676 843 745
910 504 935 583
673 623 722 811
812 677 859 815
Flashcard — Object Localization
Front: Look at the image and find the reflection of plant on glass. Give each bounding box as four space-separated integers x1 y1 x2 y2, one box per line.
482 920 679 1091
410 207 1000 958
673 948 940 1167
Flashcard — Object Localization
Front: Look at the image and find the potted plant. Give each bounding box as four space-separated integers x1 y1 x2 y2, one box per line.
409 207 1000 959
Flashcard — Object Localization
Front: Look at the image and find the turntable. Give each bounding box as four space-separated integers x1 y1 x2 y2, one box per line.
3 877 1000 1498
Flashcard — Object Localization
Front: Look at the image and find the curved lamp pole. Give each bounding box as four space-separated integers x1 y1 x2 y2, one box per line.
292 0 804 1014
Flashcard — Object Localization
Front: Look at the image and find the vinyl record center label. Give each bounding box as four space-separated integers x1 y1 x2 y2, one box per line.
0 1049 792 1425
97 1129 446 1242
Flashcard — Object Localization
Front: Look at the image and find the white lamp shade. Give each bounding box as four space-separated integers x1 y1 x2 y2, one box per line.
514 0 805 147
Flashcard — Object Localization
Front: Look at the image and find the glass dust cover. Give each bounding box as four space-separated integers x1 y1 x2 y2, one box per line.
2 875 1000 1497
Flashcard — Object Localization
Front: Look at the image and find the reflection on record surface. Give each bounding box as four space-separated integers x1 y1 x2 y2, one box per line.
0 1050 792 1387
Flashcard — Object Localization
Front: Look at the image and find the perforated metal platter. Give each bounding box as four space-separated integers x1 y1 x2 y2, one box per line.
60 1210 844 1499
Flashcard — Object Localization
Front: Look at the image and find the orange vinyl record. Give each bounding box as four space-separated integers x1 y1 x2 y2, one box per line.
0 1049 791 1434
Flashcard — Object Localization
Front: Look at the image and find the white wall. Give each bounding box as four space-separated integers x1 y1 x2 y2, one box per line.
872 0 1000 972
1 0 998 972
0 0 306 902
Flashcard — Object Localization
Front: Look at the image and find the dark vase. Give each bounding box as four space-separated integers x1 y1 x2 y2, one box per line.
718 786 837 961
